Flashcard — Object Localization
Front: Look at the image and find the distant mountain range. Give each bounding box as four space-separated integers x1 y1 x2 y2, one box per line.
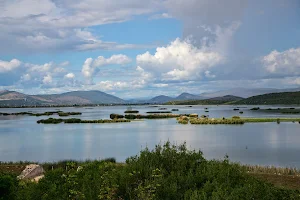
166 91 300 105
0 90 125 106
1 87 300 106
199 87 300 98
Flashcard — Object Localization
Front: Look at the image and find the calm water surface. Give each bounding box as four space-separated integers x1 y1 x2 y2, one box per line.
1 105 300 167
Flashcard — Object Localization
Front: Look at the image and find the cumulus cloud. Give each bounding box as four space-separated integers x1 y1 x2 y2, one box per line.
0 59 22 73
137 38 224 81
262 48 300 75
42 74 53 84
64 73 75 79
0 0 161 53
82 54 132 84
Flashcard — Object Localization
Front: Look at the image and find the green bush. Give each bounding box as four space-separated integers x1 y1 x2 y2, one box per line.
2 143 300 199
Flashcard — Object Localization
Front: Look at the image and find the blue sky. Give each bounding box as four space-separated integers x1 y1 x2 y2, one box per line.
0 0 300 98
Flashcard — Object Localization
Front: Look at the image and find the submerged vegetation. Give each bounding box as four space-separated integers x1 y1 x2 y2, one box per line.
37 118 130 124
1 142 300 200
253 108 300 114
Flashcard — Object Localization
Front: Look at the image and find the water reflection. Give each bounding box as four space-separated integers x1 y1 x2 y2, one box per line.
0 106 300 167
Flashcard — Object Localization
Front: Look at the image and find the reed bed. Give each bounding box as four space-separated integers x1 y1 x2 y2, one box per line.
243 165 300 176
189 118 245 125
244 118 300 123
125 114 181 119
37 118 130 124
0 111 82 117
124 110 139 113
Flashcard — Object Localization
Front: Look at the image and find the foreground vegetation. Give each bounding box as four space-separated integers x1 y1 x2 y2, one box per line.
37 118 130 124
1 142 300 200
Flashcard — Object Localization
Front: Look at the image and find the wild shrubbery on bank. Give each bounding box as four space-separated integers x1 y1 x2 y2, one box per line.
1 142 300 200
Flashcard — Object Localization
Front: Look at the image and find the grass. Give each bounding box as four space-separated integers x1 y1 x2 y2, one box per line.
37 118 130 124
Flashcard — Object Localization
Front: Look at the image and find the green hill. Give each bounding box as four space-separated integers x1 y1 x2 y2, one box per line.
165 95 243 105
233 91 300 105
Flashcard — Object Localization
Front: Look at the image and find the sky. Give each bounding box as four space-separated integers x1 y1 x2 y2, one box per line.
0 0 300 99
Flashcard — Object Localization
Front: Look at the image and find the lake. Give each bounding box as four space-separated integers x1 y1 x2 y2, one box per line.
1 105 300 168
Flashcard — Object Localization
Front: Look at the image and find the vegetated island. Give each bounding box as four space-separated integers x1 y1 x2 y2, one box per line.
37 118 130 124
0 111 82 117
1 142 300 199
177 116 300 125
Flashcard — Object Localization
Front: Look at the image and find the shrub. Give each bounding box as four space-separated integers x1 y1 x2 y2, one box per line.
110 113 124 119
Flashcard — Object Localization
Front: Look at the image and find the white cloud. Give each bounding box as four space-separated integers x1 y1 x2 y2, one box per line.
64 73 75 79
152 83 169 88
137 38 224 81
93 54 132 66
204 71 216 78
0 59 21 73
42 74 53 84
82 54 132 83
290 77 300 85
21 74 31 81
262 48 300 75
149 12 172 20
0 0 161 53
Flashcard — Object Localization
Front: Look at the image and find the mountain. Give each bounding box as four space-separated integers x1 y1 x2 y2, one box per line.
174 93 203 101
199 87 300 98
0 90 125 106
38 90 126 104
165 95 244 105
147 95 174 104
232 91 300 105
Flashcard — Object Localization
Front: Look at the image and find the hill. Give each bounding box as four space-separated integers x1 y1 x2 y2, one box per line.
174 92 203 101
165 95 244 105
233 91 300 105
0 90 126 106
199 87 300 98
147 95 173 104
